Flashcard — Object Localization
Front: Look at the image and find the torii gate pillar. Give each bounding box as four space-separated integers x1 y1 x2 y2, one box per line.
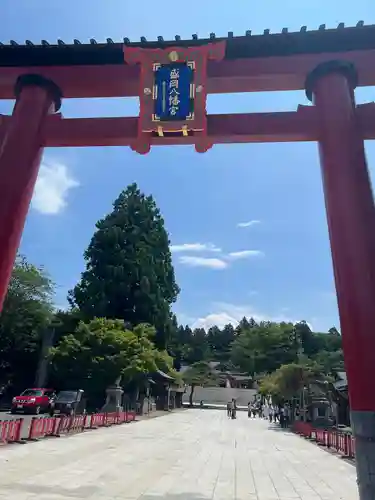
307 60 375 499
0 75 61 310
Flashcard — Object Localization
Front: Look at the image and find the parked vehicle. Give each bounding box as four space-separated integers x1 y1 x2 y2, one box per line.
52 389 86 416
11 388 56 415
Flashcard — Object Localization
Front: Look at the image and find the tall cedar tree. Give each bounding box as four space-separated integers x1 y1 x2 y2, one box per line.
71 183 180 347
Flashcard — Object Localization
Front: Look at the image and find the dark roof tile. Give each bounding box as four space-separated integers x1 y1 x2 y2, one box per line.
0 23 374 67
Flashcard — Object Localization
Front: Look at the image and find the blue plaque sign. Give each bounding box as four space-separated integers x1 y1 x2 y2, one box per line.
153 63 194 122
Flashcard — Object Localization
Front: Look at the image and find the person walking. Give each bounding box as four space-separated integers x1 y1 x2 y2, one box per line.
263 404 269 421
274 406 279 423
279 406 285 428
269 406 274 423
231 399 237 419
247 401 252 418
227 401 231 418
284 404 290 428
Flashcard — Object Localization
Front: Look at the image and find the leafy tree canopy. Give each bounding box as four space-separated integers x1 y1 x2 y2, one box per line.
70 183 180 348
230 321 297 375
258 361 329 403
49 319 173 399
172 318 343 383
0 255 54 391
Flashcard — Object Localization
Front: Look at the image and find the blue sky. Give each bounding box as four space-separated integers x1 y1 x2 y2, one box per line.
1 0 374 332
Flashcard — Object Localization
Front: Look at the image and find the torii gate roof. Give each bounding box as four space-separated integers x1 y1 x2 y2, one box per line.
0 21 373 67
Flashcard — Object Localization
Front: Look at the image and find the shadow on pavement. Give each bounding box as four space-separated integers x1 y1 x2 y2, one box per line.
266 423 293 432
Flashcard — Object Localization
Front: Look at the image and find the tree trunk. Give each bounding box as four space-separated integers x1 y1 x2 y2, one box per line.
189 384 195 407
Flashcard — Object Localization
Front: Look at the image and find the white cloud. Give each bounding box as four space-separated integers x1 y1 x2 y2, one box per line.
172 242 264 270
227 250 264 260
170 243 221 253
178 256 228 270
190 302 303 330
32 161 79 215
237 220 261 228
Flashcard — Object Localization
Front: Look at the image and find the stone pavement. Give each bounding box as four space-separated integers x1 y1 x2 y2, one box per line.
0 409 358 500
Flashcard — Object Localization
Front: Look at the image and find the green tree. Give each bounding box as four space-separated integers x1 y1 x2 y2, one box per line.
183 361 217 406
231 321 297 375
313 349 344 373
50 319 166 404
70 183 180 348
0 255 54 392
51 308 83 346
207 323 235 361
259 362 327 403
184 328 210 363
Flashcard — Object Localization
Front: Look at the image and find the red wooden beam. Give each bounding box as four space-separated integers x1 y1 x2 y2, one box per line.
0 50 374 99
1 105 373 148
43 107 319 146
0 105 373 147
0 107 316 147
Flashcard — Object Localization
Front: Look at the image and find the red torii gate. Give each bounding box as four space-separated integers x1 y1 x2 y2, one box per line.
0 23 375 497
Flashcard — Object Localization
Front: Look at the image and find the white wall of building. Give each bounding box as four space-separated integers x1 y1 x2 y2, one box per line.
183 386 257 406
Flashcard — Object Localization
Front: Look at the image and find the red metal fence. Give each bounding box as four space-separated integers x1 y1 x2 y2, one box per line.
24 411 134 442
27 410 136 441
0 408 137 446
90 411 135 429
293 421 355 459
0 418 23 444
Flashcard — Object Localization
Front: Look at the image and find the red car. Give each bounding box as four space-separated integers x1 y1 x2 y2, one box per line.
11 388 56 415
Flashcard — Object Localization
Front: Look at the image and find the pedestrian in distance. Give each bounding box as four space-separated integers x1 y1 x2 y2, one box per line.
274 406 279 423
279 406 285 428
284 404 290 428
269 406 274 423
247 401 252 418
231 399 237 419
227 401 232 417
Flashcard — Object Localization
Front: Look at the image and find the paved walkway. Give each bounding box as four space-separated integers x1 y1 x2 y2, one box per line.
0 410 358 500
